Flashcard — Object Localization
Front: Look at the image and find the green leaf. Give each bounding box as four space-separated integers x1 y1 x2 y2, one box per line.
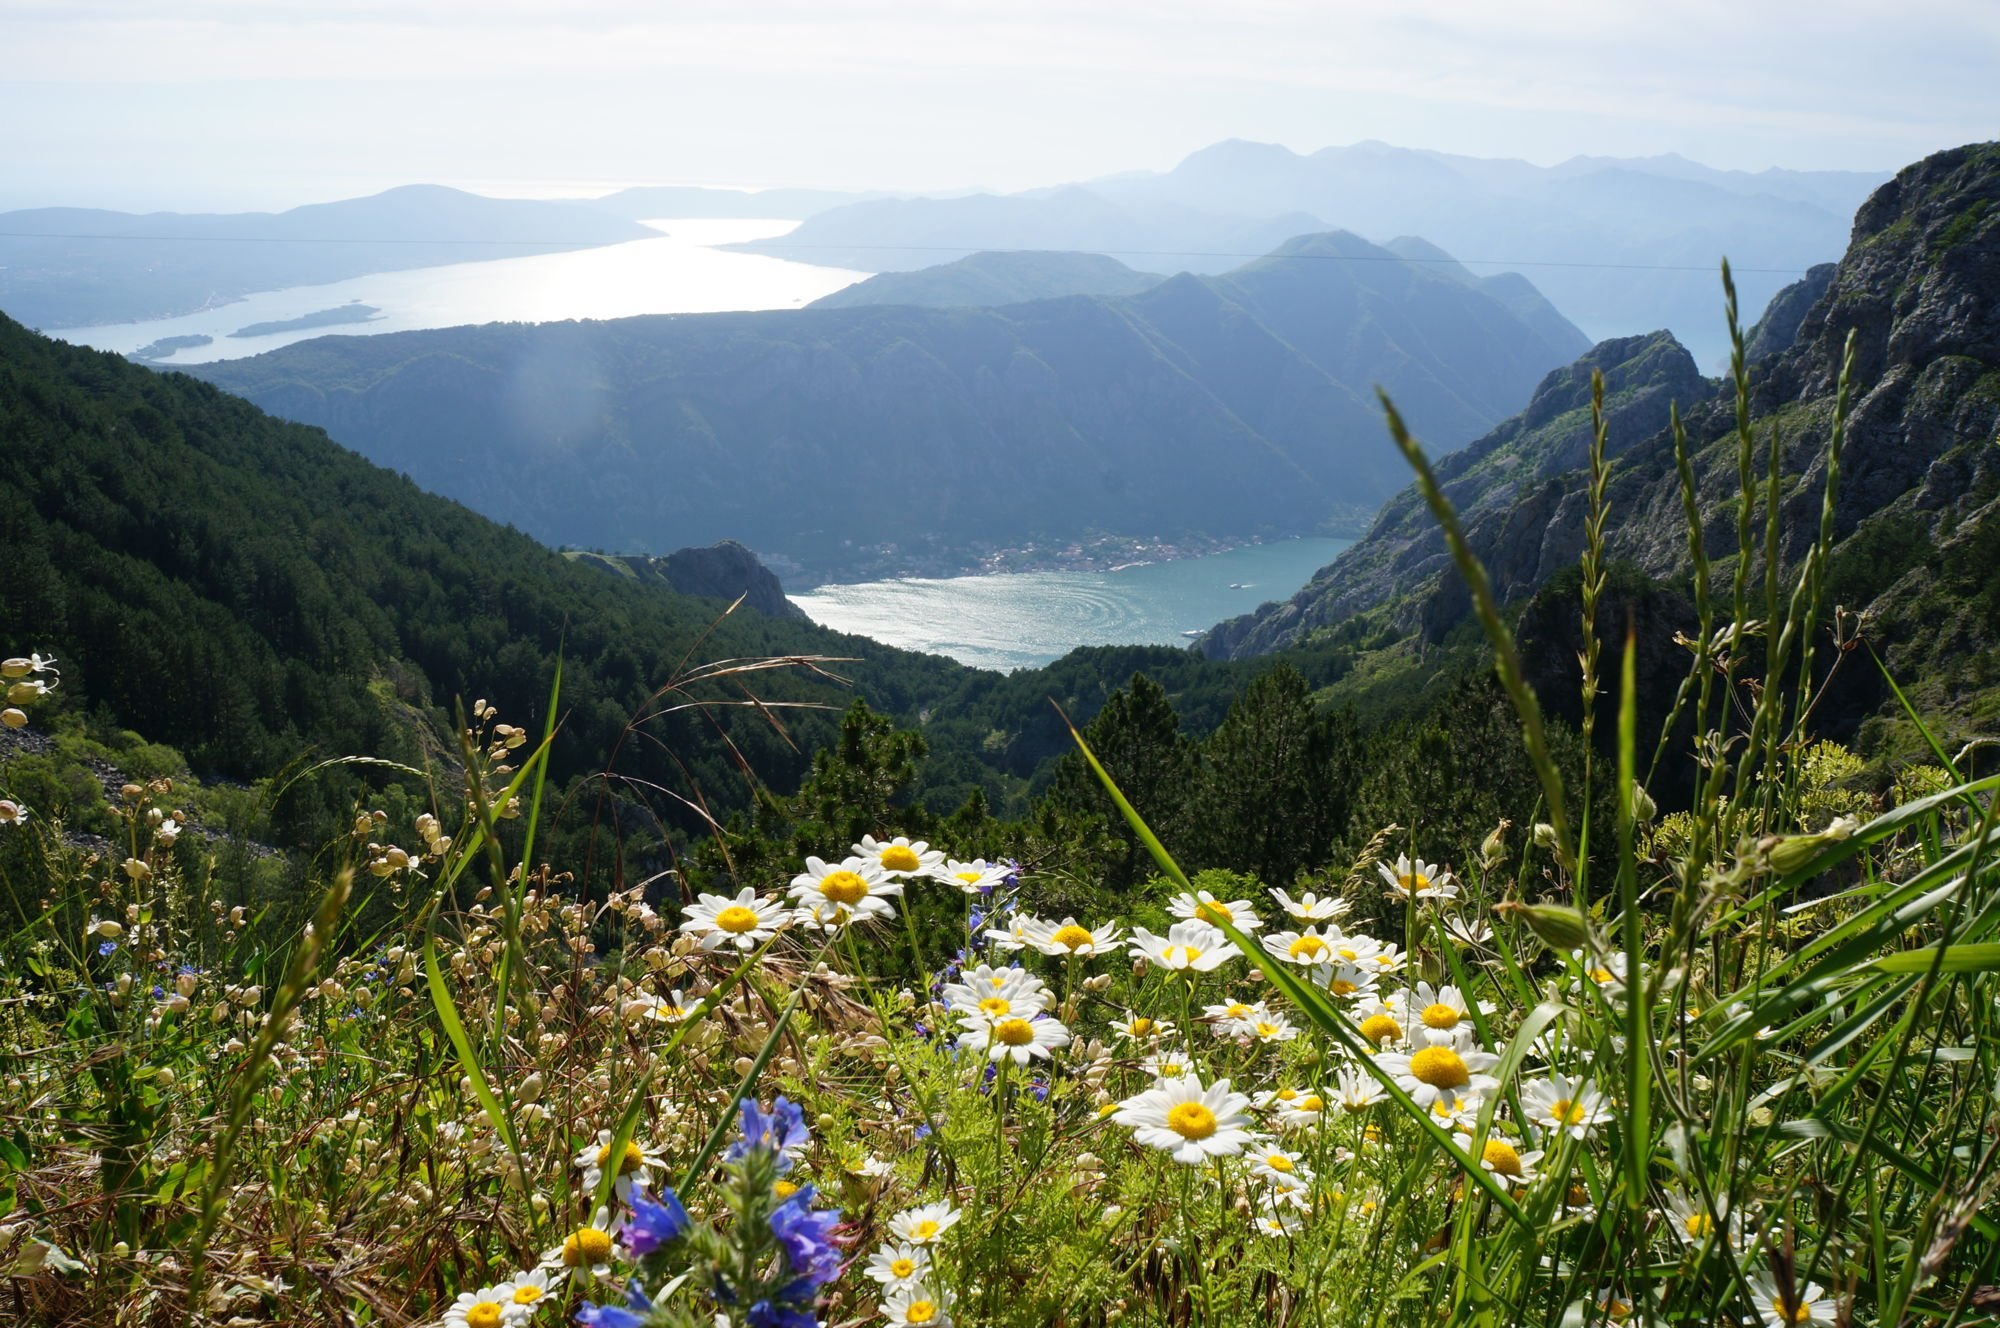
1871 944 2000 974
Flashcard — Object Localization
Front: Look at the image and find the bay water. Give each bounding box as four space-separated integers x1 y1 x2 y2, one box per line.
790 538 1352 672
51 219 867 363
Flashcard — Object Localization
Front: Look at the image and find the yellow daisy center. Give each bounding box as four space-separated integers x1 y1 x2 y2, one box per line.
1195 900 1233 926
979 996 1012 1017
774 1179 800 1199
1274 1088 1298 1102
1128 1017 1155 1036
1420 1002 1461 1029
563 1226 614 1267
1265 1154 1294 1173
466 1303 504 1328
1337 945 1363 961
1399 871 1429 892
819 870 870 905
904 1301 939 1325
596 1140 646 1174
513 1285 544 1305
1155 1060 1186 1077
1255 1022 1281 1038
1097 1103 1119 1118
1052 924 1096 951
1166 1101 1219 1140
1330 979 1359 996
1683 1212 1713 1239
1603 1298 1632 1321
1771 1297 1813 1326
1590 966 1617 984
1550 1098 1590 1126
1297 1095 1325 1113
1166 945 1201 965
890 1257 917 1278
954 870 984 887
1225 1002 1252 1018
1408 1046 1471 1090
1359 1014 1402 1044
714 904 762 933
912 1219 941 1240
880 844 922 873
1289 934 1329 960
993 1017 1036 1046
1481 1139 1523 1176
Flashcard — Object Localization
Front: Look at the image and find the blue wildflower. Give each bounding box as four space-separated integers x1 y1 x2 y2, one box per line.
728 1095 810 1171
97 941 117 957
624 1187 690 1256
746 1299 818 1328
576 1278 653 1327
769 1186 843 1289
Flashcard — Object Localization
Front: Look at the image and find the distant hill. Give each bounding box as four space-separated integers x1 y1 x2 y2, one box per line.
0 185 655 329
736 140 1886 365
808 251 1162 310
1204 141 2000 752
727 185 1328 276
0 308 973 817
194 231 1587 583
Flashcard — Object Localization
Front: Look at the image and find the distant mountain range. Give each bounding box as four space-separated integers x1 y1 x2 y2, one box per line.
1204 140 2000 749
190 230 1587 583
0 185 656 329
809 251 1163 310
733 140 1890 365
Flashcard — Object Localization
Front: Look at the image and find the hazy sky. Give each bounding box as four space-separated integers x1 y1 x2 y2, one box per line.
4 0 1995 212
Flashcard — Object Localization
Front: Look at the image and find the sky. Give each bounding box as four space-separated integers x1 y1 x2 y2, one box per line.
3 0 1996 212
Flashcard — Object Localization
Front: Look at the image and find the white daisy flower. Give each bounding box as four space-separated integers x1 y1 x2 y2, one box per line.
1573 948 1632 992
573 1129 667 1202
789 855 902 929
889 1201 962 1245
1203 998 1264 1038
1263 925 1343 966
1273 1089 1328 1131
625 988 696 1025
981 911 1042 952
1350 999 1406 1049
1375 1032 1502 1109
1367 940 1408 974
1745 1276 1834 1327
1332 1067 1389 1112
1393 982 1474 1036
677 887 788 952
957 1011 1072 1064
1248 1010 1297 1044
1128 921 1240 973
1421 1089 1483 1131
1453 1130 1544 1189
1167 889 1263 932
941 964 1050 1019
1379 854 1459 901
1445 914 1495 948
1523 1075 1609 1141
1140 1050 1197 1083
496 1268 562 1320
0 800 28 828
1108 1011 1175 1042
937 858 1010 894
443 1285 514 1328
1251 1203 1305 1237
1313 962 1380 1000
542 1206 623 1276
864 1243 931 1288
1023 915 1124 958
1113 1075 1257 1165
1245 1145 1313 1189
879 1281 954 1326
855 834 945 879
1268 887 1349 923
1661 1190 1742 1250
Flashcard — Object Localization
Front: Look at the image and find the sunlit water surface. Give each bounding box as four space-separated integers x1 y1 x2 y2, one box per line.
791 539 1353 672
52 219 868 363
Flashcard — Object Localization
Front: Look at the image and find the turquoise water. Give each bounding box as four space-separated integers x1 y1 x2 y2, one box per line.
790 538 1352 672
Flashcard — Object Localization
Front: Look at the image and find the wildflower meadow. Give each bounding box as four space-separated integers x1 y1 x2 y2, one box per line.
3 288 1998 1327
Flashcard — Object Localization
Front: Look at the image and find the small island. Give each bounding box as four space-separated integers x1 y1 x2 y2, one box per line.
227 303 381 339
129 333 214 361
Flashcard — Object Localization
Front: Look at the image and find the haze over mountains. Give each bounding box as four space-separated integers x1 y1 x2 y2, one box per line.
737 139 1888 365
194 230 1586 583
0 185 655 329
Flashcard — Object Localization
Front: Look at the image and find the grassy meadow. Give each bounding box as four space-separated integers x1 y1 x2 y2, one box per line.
3 284 1998 1328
